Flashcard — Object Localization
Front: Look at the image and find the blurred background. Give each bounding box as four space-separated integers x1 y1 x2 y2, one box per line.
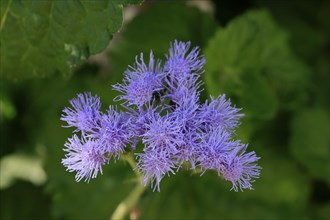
0 0 329 219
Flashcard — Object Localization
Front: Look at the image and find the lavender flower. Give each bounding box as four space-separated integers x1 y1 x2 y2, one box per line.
168 86 200 130
62 135 108 182
61 92 101 133
197 128 260 192
165 40 205 82
86 107 132 158
113 51 163 107
136 149 176 192
221 146 261 191
174 132 199 169
199 95 244 132
61 40 261 192
142 113 184 154
196 127 240 174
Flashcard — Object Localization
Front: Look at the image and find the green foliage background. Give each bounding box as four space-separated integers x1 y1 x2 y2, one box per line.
0 0 329 219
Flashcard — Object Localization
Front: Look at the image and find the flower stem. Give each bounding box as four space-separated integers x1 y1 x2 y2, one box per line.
110 153 146 220
111 182 146 220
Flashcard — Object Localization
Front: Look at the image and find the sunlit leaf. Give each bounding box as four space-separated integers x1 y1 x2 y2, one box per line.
0 0 143 79
0 153 47 189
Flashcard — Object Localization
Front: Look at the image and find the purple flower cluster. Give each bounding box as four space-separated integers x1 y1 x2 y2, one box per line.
61 40 261 192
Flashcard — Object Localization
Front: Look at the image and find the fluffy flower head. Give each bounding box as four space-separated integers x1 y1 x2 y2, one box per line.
87 107 132 158
61 40 261 192
199 95 244 132
62 135 108 182
142 114 184 154
221 146 261 192
113 51 163 106
137 149 175 192
61 92 101 132
197 127 240 173
165 40 205 81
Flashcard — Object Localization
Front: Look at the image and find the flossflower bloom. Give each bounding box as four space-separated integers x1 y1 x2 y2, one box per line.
61 40 261 191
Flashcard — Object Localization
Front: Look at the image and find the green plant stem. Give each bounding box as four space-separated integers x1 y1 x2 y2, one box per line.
123 153 141 178
111 182 146 220
110 153 147 220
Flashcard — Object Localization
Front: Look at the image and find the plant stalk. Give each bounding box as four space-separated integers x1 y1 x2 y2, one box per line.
111 182 146 220
110 153 146 220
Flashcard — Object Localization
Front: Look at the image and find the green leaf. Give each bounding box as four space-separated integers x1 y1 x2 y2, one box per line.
254 0 330 62
240 70 278 119
0 0 143 80
263 52 310 110
289 107 330 184
204 10 309 118
109 2 217 77
205 10 288 74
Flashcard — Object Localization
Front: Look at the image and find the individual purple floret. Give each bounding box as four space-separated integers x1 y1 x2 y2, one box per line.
62 135 109 182
141 113 184 154
174 132 199 169
61 92 102 133
86 107 133 158
61 40 261 192
196 127 241 174
136 148 176 192
165 77 201 105
196 127 261 192
221 146 261 191
168 86 200 131
113 51 164 107
199 95 244 132
164 40 205 82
